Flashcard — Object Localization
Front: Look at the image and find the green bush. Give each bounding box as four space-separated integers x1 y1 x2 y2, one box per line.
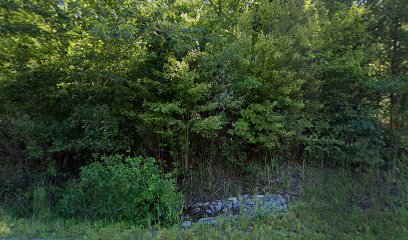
60 155 184 226
32 186 51 219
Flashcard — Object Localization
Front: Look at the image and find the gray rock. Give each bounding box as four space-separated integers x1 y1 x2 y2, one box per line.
192 207 201 214
245 199 256 207
225 201 234 211
194 202 204 207
182 221 192 228
265 194 287 208
228 197 239 204
198 217 217 225
254 194 265 200
205 209 212 214
203 202 210 206
214 200 223 212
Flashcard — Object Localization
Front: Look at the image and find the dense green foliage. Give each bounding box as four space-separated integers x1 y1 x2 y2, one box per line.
0 0 407 224
60 155 183 225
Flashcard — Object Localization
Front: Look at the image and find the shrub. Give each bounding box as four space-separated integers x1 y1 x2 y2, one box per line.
32 186 52 219
59 155 184 226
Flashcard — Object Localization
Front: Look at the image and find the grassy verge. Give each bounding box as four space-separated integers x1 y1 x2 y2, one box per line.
1 166 407 239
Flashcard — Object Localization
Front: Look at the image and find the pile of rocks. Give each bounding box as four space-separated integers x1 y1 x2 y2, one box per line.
183 194 288 227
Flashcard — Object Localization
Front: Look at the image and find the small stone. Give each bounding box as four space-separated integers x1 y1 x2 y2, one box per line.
182 221 192 228
198 217 217 225
194 202 204 207
211 200 222 212
204 202 210 206
192 207 201 214
225 202 234 211
254 194 265 200
245 199 256 206
228 197 238 204
205 209 212 214
214 200 223 212
210 205 215 212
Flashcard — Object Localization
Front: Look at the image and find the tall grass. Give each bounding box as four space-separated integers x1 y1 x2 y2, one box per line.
1 164 407 239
